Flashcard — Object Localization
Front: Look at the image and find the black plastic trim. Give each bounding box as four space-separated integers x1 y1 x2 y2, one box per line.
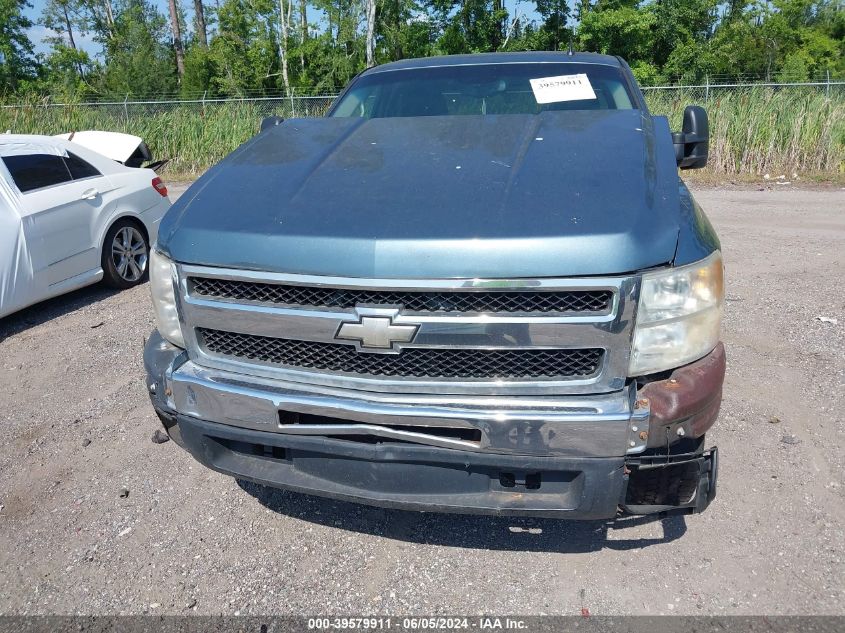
174 415 627 519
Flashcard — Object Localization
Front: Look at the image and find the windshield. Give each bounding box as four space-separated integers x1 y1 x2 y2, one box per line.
330 63 637 118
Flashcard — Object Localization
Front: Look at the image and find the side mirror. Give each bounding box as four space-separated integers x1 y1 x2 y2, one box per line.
260 116 284 133
673 105 709 170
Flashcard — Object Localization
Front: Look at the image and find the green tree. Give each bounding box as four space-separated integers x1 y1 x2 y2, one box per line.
100 0 178 97
40 45 97 97
180 44 213 95
2 0 844 100
378 0 434 61
429 0 508 54
41 0 97 89
0 0 35 93
706 8 769 79
651 0 717 71
294 31 361 91
577 2 656 64
534 0 570 51
77 0 117 47
206 0 279 95
42 0 84 65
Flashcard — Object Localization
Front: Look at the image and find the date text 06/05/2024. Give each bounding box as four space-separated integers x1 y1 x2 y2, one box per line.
307 617 529 630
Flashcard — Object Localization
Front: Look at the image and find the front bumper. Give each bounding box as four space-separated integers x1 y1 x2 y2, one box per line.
144 332 724 519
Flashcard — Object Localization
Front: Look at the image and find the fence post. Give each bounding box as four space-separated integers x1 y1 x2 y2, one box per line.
202 90 207 117
123 93 129 125
705 75 710 102
827 70 831 98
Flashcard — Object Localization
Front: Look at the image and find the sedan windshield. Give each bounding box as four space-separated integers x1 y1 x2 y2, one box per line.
330 63 637 118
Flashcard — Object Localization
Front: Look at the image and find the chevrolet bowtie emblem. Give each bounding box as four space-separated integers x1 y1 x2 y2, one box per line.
336 316 418 351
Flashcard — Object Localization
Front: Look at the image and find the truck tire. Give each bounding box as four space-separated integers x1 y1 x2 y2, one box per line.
102 219 149 289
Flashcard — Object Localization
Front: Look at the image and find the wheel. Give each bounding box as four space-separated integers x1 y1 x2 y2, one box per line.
102 220 149 289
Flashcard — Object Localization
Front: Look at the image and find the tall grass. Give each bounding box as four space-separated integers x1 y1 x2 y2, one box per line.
645 86 845 177
0 101 293 176
1 87 843 179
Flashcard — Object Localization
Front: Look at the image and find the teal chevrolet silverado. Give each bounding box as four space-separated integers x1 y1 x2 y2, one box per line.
144 52 724 520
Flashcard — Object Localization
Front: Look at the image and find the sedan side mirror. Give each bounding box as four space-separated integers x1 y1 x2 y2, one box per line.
673 105 709 170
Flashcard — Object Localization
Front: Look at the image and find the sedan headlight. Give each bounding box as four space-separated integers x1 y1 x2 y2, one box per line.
149 249 185 348
629 251 723 376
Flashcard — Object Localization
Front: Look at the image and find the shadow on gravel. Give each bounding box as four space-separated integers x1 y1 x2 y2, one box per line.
0 283 122 342
237 480 686 553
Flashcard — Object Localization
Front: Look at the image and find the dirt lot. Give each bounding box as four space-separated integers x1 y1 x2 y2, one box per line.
0 184 843 616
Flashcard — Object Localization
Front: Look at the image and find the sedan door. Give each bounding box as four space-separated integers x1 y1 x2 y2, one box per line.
3 152 116 287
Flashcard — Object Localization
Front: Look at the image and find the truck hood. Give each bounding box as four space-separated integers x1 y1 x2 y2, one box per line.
159 110 681 278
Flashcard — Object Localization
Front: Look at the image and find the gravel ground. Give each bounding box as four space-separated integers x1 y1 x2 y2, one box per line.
0 184 843 616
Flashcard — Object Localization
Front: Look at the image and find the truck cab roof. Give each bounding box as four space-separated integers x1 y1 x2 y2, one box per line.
364 52 625 75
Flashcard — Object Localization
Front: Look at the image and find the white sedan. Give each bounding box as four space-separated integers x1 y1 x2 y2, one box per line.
0 134 171 319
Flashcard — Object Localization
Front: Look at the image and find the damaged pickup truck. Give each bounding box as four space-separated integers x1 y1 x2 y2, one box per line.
144 52 725 520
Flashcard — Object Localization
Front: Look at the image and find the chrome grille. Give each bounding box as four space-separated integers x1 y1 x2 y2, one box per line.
198 328 604 380
178 265 637 396
189 277 613 314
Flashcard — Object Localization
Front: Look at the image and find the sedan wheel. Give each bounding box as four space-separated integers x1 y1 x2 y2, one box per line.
111 226 148 282
102 220 149 289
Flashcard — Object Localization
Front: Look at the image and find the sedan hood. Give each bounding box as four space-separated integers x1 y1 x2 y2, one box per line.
159 111 681 278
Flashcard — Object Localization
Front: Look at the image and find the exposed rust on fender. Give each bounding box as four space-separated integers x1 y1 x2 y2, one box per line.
640 342 726 447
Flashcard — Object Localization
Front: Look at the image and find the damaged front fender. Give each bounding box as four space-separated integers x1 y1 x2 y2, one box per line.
640 342 726 449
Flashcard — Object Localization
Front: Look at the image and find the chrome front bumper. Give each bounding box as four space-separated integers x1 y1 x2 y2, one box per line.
145 331 650 458
144 332 722 518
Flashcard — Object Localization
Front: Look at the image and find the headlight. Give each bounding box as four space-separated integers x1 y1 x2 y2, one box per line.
629 251 723 376
149 249 185 348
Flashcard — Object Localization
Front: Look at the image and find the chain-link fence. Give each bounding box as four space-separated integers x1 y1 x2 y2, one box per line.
2 81 843 176
4 80 843 117
2 94 337 120
641 80 845 105
108 94 336 118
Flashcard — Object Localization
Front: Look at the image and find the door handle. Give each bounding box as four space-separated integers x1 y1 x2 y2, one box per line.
80 188 99 200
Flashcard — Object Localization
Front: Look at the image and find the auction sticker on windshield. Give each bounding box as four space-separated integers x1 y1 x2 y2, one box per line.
529 74 597 104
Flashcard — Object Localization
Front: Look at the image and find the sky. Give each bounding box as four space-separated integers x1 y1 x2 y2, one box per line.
23 0 557 59
24 0 241 56
24 0 101 55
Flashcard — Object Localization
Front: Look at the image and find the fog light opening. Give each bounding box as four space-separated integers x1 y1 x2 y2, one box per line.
625 462 700 506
